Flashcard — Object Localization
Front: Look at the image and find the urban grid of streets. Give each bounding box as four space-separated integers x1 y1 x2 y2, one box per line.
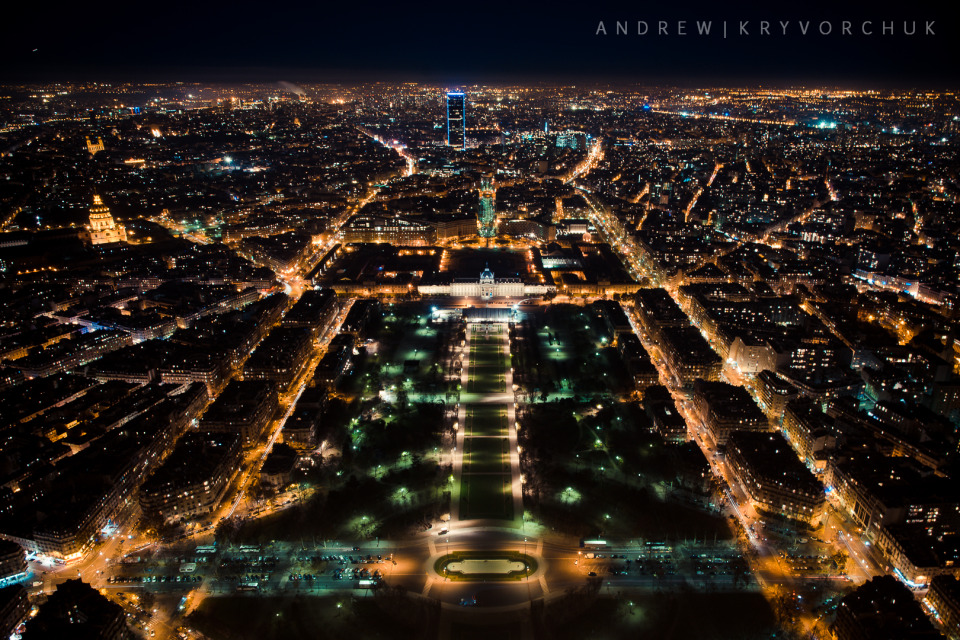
13 87 950 640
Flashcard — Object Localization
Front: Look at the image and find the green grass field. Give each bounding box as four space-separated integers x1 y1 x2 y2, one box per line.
466 331 506 394
459 326 515 522
459 473 514 521
450 624 524 640
466 405 507 436
462 437 510 474
187 596 423 640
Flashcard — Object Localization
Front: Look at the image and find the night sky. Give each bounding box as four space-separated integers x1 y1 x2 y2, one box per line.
3 0 956 86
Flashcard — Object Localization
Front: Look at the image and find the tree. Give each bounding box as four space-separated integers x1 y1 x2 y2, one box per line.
831 549 848 573
215 517 241 545
139 590 156 612
137 510 165 541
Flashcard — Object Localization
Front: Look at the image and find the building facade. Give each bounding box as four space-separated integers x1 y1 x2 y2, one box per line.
86 195 127 245
139 432 243 522
0 585 28 640
201 380 279 448
341 215 437 246
726 431 825 525
25 579 133 639
692 379 768 445
925 575 960 639
0 541 26 586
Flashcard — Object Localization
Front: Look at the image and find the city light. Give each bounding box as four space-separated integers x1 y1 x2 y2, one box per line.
0 76 952 640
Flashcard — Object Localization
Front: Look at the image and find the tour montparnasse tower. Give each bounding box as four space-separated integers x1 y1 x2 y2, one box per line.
477 175 497 241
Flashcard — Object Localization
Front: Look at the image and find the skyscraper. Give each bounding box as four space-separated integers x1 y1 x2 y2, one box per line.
446 92 465 149
477 175 496 238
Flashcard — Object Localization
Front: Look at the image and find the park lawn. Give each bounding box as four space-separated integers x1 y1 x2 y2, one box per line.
466 404 507 437
187 595 420 640
466 328 507 393
467 350 505 393
467 356 505 393
546 592 777 640
462 437 510 474
459 324 514 520
450 624 524 639
468 369 505 394
459 473 514 521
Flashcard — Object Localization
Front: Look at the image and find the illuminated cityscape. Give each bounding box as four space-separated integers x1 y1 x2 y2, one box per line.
0 79 956 640
0 4 958 640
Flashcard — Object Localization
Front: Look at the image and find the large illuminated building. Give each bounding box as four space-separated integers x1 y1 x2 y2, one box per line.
85 136 104 155
418 266 549 299
341 214 436 245
456 265 521 299
446 92 465 149
85 195 127 245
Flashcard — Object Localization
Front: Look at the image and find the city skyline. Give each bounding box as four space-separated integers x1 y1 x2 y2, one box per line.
1 80 958 640
0 2 958 638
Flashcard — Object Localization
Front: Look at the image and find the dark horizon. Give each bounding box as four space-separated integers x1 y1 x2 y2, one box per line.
3 69 958 92
3 0 957 88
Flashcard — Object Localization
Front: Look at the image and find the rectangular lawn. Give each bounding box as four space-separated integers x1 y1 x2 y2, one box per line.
459 473 514 521
466 405 507 436
462 437 510 474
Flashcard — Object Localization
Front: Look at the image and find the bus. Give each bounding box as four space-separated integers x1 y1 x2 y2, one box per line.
580 539 607 549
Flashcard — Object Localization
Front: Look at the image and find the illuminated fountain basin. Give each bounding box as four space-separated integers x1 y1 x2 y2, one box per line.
447 559 526 574
435 551 537 581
